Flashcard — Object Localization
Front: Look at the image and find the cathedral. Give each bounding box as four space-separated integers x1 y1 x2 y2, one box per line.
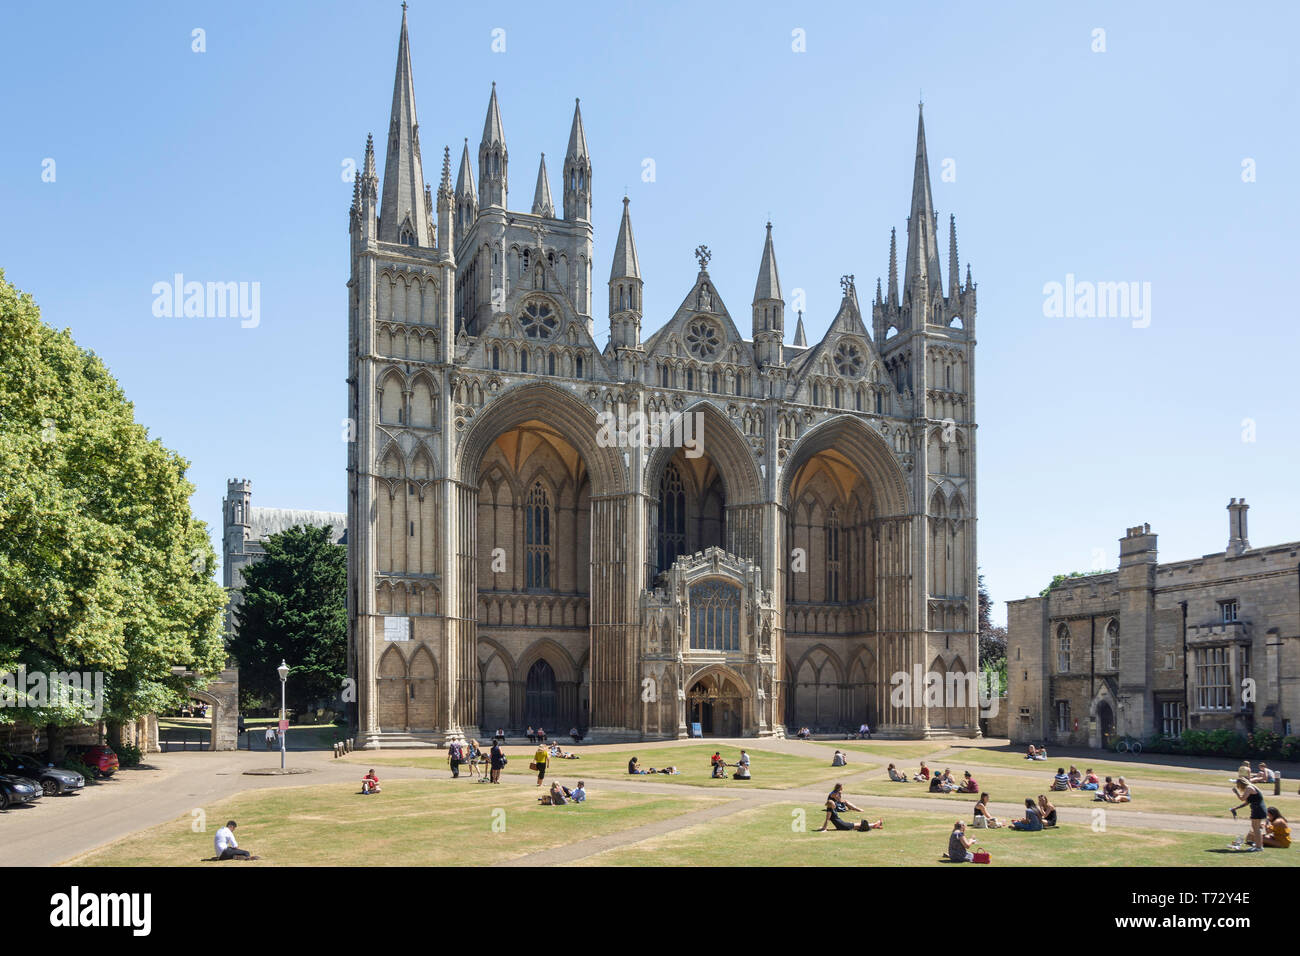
346 8 979 746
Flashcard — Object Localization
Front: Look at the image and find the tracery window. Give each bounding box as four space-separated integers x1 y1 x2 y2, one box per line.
685 319 721 360
690 580 741 651
520 299 558 339
833 341 864 377
657 463 686 573
825 507 841 602
525 481 551 589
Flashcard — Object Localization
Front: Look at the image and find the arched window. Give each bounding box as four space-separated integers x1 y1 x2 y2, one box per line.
491 345 500 370
575 355 584 378
690 580 741 651
520 350 529 373
1057 624 1071 674
657 462 687 573
710 370 719 393
547 352 556 376
525 482 551 589
524 659 557 729
1104 620 1120 670
825 507 841 602
875 391 883 414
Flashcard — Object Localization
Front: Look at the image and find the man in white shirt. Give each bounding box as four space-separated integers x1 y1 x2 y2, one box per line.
214 820 253 860
265 726 276 750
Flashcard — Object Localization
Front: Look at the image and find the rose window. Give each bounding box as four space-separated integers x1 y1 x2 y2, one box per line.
520 300 558 339
685 319 721 360
833 341 864 378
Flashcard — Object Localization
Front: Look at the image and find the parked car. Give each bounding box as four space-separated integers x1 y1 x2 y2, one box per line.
62 744 119 778
0 773 44 810
0 753 84 796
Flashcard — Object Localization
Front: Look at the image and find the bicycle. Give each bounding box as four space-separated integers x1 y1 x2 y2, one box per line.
1114 735 1143 755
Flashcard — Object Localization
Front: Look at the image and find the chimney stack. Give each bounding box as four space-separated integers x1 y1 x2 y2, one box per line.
1226 498 1250 556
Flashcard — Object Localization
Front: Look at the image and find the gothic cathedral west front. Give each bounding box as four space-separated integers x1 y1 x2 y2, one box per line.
347 9 980 747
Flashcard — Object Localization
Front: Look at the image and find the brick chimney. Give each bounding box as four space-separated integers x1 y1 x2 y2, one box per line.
1226 498 1250 556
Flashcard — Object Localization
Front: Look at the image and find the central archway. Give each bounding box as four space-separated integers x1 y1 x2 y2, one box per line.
684 664 753 737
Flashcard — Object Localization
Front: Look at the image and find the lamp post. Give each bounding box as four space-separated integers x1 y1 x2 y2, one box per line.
277 660 289 770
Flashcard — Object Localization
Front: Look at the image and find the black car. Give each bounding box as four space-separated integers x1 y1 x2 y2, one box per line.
0 772 43 809
0 753 84 796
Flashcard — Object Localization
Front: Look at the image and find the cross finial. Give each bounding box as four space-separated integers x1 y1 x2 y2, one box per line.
840 274 855 296
402 1 407 11
530 221 549 248
694 244 711 272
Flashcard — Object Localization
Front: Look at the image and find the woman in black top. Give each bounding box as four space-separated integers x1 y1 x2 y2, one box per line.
1037 793 1058 827
489 740 505 783
1231 778 1267 850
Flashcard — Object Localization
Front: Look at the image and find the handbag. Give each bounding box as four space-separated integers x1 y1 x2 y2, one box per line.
971 815 987 829
528 761 538 771
972 849 991 864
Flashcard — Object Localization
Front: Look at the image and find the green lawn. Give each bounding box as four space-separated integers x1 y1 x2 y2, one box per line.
349 743 848 790
68 778 728 867
931 746 1293 788
577 802 1298 867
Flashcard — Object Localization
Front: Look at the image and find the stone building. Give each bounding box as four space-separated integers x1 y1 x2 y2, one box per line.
1007 500 1300 748
346 10 981 746
221 478 346 639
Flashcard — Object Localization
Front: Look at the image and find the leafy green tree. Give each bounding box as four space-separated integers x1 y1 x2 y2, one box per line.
977 571 1007 666
0 270 226 737
1038 569 1112 597
230 524 346 714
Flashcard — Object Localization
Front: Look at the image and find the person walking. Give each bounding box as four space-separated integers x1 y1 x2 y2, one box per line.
533 739 550 786
448 739 462 779
265 725 276 751
489 738 505 784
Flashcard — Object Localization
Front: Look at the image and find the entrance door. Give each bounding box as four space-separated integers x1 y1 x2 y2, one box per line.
525 660 557 730
1096 701 1115 746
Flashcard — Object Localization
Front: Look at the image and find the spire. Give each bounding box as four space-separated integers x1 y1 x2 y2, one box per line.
378 5 429 245
439 145 452 196
903 103 941 299
563 98 592 222
565 98 589 162
948 213 959 300
887 226 898 306
875 276 883 306
455 139 475 197
793 310 807 348
609 196 640 280
482 82 505 146
478 83 508 209
752 221 783 303
531 154 555 218
608 197 643 350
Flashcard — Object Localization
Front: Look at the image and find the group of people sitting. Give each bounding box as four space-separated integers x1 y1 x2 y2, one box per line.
1025 744 1048 760
626 757 679 775
794 726 813 739
524 726 547 744
1236 760 1285 795
538 780 586 805
548 742 580 760
1044 765 1131 802
885 762 979 794
710 750 751 780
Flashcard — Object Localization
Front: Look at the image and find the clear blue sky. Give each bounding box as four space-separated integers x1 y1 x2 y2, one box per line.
3 1 1297 625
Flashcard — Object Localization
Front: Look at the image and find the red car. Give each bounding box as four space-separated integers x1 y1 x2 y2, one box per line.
64 744 119 778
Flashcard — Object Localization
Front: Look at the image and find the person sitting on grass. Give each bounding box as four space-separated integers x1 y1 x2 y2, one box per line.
948 820 977 862
1067 766 1082 789
628 756 647 775
1111 776 1132 803
815 799 884 832
1097 776 1118 801
569 781 587 803
913 761 931 783
1037 794 1059 827
832 749 848 767
956 770 979 794
929 773 946 794
1080 768 1100 791
361 769 381 794
973 792 1003 828
712 757 728 779
1051 767 1070 791
734 753 752 781
1009 798 1044 831
1251 762 1277 784
214 820 257 860
887 763 908 783
538 782 568 805
1259 807 1290 848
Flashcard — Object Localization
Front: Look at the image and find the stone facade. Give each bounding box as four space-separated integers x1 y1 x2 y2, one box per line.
1008 500 1300 747
347 10 981 746
222 478 346 639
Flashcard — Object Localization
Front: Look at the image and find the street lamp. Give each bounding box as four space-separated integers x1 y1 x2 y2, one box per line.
277 660 290 770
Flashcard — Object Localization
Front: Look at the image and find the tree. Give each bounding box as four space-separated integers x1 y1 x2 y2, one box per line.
0 270 226 737
977 571 1007 666
1038 569 1112 597
230 524 346 714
